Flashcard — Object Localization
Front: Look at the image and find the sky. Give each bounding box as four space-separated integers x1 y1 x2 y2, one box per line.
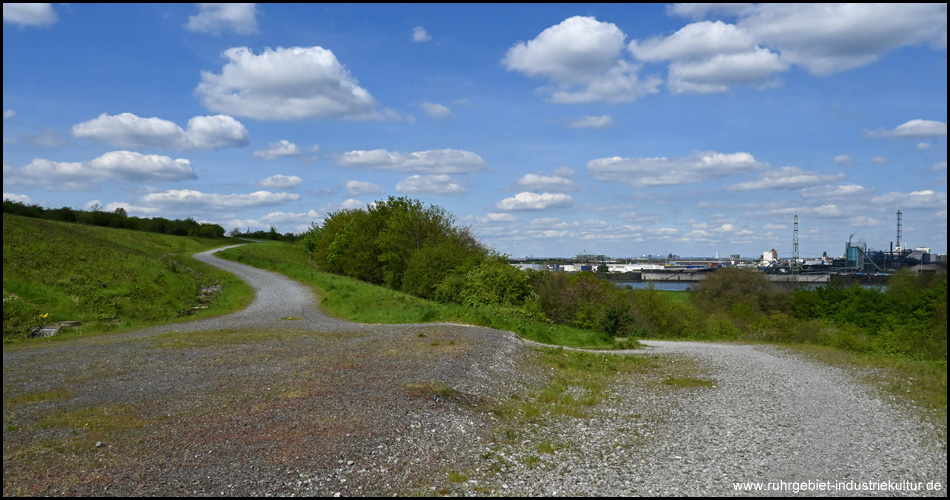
3 3 947 260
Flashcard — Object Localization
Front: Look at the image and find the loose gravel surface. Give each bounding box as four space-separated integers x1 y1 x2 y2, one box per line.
477 341 947 497
3 246 946 496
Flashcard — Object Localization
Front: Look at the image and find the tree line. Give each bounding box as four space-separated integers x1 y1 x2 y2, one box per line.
304 197 946 362
3 200 226 238
228 226 301 242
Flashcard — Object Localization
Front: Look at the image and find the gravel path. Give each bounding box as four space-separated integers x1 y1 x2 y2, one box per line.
3 246 946 496
477 341 947 497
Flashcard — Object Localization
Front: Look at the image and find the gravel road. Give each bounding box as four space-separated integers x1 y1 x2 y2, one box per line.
481 341 947 497
3 246 946 496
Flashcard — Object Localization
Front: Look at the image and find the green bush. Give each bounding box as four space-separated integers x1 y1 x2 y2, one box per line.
459 256 534 308
790 271 946 361
693 267 783 314
626 286 692 338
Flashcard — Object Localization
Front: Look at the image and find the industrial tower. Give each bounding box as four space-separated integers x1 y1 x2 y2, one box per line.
896 210 903 253
792 214 799 274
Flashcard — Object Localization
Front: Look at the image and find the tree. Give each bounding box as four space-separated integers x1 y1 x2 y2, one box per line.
401 241 471 299
305 196 486 292
326 210 384 283
307 208 363 272
373 196 479 290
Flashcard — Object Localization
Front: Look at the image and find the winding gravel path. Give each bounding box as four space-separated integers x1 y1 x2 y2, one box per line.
3 245 946 496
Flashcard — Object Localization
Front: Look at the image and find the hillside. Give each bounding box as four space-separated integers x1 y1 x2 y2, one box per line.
2 213 251 341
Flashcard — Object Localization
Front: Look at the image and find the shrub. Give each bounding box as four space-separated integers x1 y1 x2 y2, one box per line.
693 267 778 314
459 256 534 308
626 287 692 338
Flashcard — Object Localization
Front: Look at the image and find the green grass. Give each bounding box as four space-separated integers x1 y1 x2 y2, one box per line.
216 241 638 350
149 328 306 349
536 440 558 454
656 290 690 305
662 376 717 388
3 214 253 342
447 471 469 483
491 347 657 423
3 388 73 406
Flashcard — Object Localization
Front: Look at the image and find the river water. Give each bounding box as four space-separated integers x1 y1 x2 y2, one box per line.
614 281 886 292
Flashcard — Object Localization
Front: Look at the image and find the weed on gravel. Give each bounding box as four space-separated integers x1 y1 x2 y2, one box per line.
419 347 661 495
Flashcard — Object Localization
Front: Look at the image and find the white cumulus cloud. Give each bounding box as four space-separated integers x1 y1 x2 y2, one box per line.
2 192 32 204
870 190 947 209
336 148 486 174
735 4 948 76
569 115 614 129
186 3 259 35
630 21 788 94
494 192 574 211
3 3 57 27
665 4 947 78
139 189 299 211
509 173 580 193
503 16 661 103
5 151 196 191
254 140 302 161
258 175 302 189
196 46 380 121
587 151 766 187
868 119 948 138
412 26 432 42
72 113 249 151
419 102 456 120
396 175 467 195
728 167 845 191
834 155 853 165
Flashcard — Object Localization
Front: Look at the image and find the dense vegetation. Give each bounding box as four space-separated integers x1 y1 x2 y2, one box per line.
525 266 944 361
7 193 946 364
222 238 622 349
303 197 946 363
228 226 301 242
3 199 226 238
2 213 251 341
302 196 487 296
674 268 944 361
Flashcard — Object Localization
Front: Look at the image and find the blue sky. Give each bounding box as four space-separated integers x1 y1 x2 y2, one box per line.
3 3 947 259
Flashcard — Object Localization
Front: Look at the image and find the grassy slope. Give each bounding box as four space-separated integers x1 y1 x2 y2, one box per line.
2 214 253 342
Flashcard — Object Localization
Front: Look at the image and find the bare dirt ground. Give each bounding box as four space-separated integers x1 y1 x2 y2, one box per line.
3 247 946 496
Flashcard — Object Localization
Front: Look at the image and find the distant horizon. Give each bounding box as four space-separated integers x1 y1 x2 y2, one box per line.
3 193 941 262
4 4 946 258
